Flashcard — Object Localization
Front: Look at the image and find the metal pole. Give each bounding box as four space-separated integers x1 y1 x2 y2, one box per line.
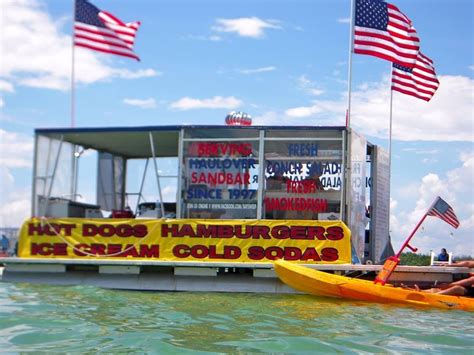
256 129 265 219
346 0 355 128
394 198 438 258
340 129 346 221
71 0 77 127
135 158 149 214
149 132 166 217
44 136 64 216
388 66 394 243
31 134 39 216
394 213 427 258
176 129 184 218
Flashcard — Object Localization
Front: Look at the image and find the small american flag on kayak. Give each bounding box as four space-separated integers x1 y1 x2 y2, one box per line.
427 197 460 229
74 0 141 61
391 52 439 101
354 0 420 68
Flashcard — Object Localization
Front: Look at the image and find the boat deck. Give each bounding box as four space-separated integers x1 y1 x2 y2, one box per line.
0 257 471 293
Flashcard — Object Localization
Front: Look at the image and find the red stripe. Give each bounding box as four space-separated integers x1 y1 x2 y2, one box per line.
427 210 459 227
75 34 131 50
391 78 435 96
386 28 420 44
75 43 139 61
354 39 418 58
387 20 416 36
100 23 138 38
393 72 439 90
391 86 431 101
354 30 419 50
392 77 436 94
419 53 434 64
75 24 135 46
413 68 438 82
99 10 126 26
355 49 417 67
388 12 411 26
108 27 137 39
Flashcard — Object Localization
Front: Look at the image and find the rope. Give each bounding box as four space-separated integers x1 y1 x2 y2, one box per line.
39 216 162 258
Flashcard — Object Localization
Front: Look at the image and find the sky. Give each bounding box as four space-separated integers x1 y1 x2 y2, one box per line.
0 0 473 257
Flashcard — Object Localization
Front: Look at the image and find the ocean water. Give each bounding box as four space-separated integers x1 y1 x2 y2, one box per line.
0 282 473 354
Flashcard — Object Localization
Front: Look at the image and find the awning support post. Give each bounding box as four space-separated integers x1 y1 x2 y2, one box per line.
149 132 166 217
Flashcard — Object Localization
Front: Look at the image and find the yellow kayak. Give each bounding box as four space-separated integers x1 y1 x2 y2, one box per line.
274 260 474 311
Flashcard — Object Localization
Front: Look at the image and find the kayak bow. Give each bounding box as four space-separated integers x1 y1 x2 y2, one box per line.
274 260 474 311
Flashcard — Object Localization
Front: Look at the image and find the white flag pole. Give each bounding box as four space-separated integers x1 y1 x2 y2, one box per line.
346 0 356 128
70 0 77 128
389 69 393 167
388 65 394 238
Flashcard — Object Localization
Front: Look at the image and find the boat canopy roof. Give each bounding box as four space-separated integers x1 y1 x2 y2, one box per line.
35 125 346 159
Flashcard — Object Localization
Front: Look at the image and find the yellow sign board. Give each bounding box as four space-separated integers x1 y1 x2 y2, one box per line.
19 218 351 264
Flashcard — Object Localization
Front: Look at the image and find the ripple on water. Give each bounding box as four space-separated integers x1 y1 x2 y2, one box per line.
0 283 473 353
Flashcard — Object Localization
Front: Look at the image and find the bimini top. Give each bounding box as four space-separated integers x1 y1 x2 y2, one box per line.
35 125 347 159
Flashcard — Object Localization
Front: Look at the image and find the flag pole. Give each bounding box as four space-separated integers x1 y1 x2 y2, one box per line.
395 197 440 257
70 0 77 128
389 73 393 165
346 0 355 128
374 198 437 285
388 65 394 240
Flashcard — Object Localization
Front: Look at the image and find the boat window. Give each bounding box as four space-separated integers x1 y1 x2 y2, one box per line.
263 130 344 221
181 134 259 219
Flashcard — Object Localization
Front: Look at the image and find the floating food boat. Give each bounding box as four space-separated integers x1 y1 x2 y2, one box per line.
274 260 474 311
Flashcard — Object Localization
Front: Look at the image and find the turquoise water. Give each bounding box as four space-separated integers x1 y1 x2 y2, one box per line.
0 282 473 353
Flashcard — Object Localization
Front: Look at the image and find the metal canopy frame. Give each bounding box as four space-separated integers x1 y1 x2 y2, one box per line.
33 125 349 220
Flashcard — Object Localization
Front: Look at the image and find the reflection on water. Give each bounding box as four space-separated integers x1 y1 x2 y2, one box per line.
0 283 473 353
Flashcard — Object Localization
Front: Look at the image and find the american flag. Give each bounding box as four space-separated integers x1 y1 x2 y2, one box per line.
354 0 420 68
391 52 439 102
427 197 460 229
74 0 141 61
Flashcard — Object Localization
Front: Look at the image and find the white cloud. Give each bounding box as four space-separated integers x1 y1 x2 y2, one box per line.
0 98 4 108
296 75 325 97
337 18 351 24
123 98 157 109
390 152 474 256
351 75 474 141
114 69 161 79
401 148 439 155
185 34 222 42
0 196 31 228
308 88 324 96
0 129 33 168
0 129 33 227
212 17 281 38
285 105 323 118
252 111 279 125
282 75 474 141
237 66 276 75
0 80 14 92
1 0 158 91
421 157 438 164
170 96 242 110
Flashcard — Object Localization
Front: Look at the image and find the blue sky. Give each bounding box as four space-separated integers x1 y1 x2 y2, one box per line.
1 0 473 256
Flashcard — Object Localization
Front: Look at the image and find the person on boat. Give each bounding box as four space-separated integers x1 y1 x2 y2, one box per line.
437 248 449 262
448 260 474 268
0 234 9 253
